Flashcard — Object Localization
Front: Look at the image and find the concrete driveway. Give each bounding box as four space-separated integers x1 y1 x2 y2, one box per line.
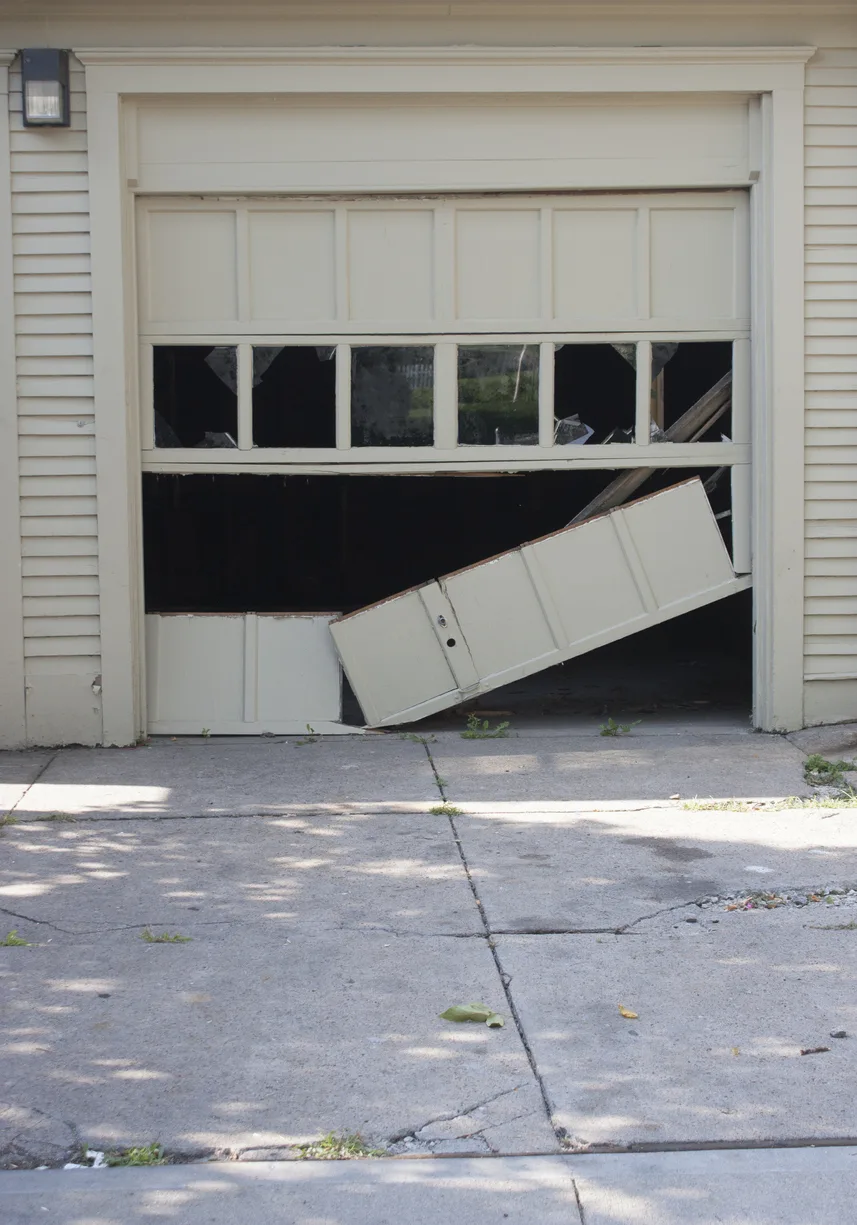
2 718 856 1183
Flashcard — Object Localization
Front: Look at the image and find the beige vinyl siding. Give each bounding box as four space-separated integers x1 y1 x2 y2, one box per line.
9 54 102 744
803 43 857 724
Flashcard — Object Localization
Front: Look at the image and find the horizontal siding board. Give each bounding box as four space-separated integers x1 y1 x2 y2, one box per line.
17 376 95 397
806 227 857 246
18 436 96 458
16 335 93 357
25 655 100 677
20 516 98 538
806 616 857 636
10 152 89 174
19 456 96 476
15 315 92 334
806 168 857 188
806 127 857 149
11 173 91 194
21 536 98 558
23 637 101 658
13 273 93 294
11 193 90 215
22 557 99 578
19 475 97 497
15 293 92 315
18 417 94 435
14 254 91 274
23 575 99 596
20 497 99 517
24 616 100 638
12 213 89 234
16 356 94 376
23 596 100 618
9 131 88 154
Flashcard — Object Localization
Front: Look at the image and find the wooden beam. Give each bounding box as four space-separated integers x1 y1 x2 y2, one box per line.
568 371 732 525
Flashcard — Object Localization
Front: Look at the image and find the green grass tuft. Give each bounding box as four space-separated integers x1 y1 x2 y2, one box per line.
298 1132 384 1160
141 927 191 944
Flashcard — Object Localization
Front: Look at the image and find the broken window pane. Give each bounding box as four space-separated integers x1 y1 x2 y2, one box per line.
658 342 733 441
351 346 434 447
153 345 238 449
553 344 636 446
458 345 539 445
252 346 336 448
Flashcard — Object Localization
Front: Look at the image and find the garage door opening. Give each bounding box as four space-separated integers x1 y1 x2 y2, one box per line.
143 467 750 732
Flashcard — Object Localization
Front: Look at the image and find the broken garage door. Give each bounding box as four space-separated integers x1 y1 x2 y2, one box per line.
330 478 751 728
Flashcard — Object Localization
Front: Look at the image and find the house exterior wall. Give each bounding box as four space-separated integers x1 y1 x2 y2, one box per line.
0 1 853 744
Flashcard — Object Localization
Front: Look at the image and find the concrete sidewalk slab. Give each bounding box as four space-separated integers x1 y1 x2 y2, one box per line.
0 751 55 813
0 1156 582 1225
2 1148 856 1225
432 733 807 806
1 926 555 1165
567 1145 857 1224
454 807 857 932
11 738 440 819
495 908 857 1146
0 812 481 936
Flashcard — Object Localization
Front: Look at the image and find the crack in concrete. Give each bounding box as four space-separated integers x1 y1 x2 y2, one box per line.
0 906 239 938
389 1083 529 1143
419 739 562 1150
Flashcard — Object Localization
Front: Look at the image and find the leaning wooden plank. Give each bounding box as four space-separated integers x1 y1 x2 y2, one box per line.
331 477 750 728
567 371 732 524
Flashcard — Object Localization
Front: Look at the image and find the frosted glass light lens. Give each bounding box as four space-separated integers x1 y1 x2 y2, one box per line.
25 80 63 122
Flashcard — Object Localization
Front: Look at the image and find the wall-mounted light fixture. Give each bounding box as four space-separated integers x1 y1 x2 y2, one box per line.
21 49 70 128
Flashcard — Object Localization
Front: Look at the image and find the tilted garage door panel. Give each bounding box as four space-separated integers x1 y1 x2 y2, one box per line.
526 515 650 644
331 480 750 728
330 589 459 728
442 552 557 682
623 482 738 609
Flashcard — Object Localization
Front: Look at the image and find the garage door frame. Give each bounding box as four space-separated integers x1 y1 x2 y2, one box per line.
78 43 813 740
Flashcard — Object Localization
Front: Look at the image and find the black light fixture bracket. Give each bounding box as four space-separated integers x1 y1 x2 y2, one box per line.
20 49 71 128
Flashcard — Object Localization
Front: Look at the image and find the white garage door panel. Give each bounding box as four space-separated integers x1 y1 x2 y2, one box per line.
553 210 638 320
331 480 750 728
133 96 750 193
138 193 749 334
443 552 557 681
146 613 348 735
527 516 650 643
330 591 459 727
248 211 336 322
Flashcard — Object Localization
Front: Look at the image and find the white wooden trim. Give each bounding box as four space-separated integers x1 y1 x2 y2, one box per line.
750 89 806 731
0 60 26 746
89 88 140 745
634 340 653 446
142 443 750 470
142 448 751 477
81 46 809 740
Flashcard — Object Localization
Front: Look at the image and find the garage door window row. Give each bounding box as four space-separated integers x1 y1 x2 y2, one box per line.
148 339 734 454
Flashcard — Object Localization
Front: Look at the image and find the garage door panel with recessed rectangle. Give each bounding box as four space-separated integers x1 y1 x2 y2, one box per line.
331 480 751 727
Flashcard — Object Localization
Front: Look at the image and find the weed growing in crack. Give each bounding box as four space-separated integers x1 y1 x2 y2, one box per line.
106 1142 166 1167
599 717 642 737
683 796 857 812
298 1132 384 1160
461 714 510 740
399 732 437 745
1 929 30 946
141 928 191 944
38 812 76 823
297 724 319 746
430 804 463 816
0 812 18 829
804 754 855 788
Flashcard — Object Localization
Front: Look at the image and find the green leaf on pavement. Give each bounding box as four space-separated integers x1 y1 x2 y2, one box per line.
440 1002 504 1027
